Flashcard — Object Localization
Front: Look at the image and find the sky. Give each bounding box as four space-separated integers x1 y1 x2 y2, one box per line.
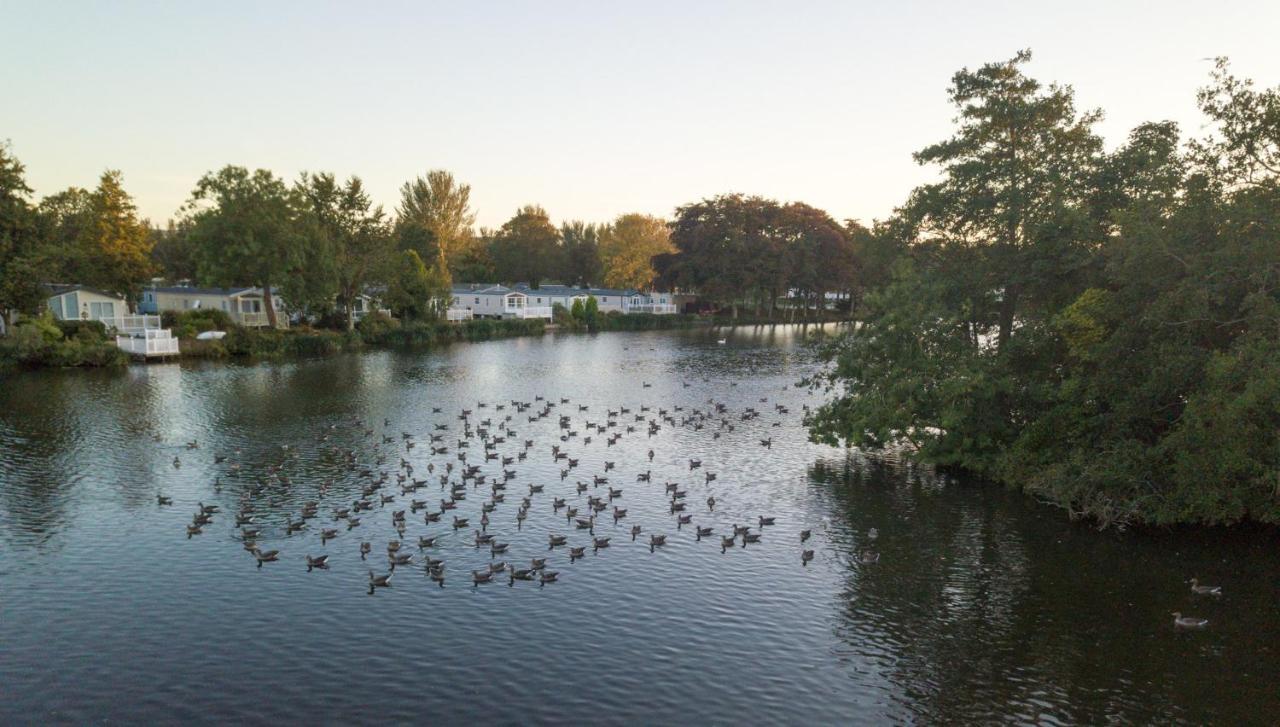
2 1 1278 228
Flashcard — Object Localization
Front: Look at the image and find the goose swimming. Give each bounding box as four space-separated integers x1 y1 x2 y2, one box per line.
252 548 280 566
1172 612 1208 629
1189 578 1222 595
649 534 667 552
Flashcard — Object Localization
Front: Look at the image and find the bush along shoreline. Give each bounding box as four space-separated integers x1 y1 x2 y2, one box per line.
1 308 854 370
0 313 129 368
165 311 548 362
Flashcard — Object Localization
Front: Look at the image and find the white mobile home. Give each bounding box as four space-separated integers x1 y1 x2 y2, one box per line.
44 284 177 357
46 284 128 323
450 285 553 321
511 284 588 312
140 286 287 328
580 287 677 314
45 284 163 332
449 283 676 318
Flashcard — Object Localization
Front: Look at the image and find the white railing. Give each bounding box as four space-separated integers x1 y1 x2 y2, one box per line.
627 303 678 314
116 329 180 357
447 308 474 322
237 311 283 328
511 306 553 320
99 314 162 332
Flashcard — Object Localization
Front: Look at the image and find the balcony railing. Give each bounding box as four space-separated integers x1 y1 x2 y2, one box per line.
627 303 678 314
99 314 162 332
509 306 553 320
237 311 284 328
446 308 474 322
116 329 180 357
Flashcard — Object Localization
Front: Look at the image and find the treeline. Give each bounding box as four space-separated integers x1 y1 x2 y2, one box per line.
807 53 1280 527
1 149 866 334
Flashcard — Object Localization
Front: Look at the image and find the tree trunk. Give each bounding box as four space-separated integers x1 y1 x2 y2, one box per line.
346 298 356 332
263 285 279 328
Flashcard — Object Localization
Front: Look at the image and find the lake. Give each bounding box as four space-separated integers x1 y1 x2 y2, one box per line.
1 325 1276 725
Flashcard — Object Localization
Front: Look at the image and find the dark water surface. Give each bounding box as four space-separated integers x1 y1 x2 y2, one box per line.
1 326 1276 725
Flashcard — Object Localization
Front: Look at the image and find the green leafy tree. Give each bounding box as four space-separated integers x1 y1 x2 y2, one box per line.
811 53 1280 527
385 249 449 321
489 205 561 285
906 49 1103 350
662 194 780 317
297 172 392 330
26 172 153 304
777 202 852 319
150 219 199 282
560 220 603 286
32 187 94 283
183 166 312 328
450 229 496 283
0 142 40 330
395 170 476 277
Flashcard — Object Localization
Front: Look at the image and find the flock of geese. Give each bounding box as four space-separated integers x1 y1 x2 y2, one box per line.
164 382 880 595
161 380 1224 629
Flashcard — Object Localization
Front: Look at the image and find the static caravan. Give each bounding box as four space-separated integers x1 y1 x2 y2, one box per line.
140 286 287 328
46 284 129 324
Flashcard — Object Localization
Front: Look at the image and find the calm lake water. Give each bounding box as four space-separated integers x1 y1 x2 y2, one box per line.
1 326 1277 725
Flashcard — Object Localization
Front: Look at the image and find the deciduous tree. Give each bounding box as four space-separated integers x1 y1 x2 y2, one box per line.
489 205 561 286
599 213 673 290
297 172 392 330
183 166 310 328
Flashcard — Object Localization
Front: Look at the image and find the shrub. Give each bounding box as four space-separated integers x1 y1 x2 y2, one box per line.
356 310 399 339
56 319 108 342
0 313 126 367
164 309 233 339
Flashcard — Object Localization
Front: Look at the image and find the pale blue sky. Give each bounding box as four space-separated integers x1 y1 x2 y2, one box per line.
3 1 1277 227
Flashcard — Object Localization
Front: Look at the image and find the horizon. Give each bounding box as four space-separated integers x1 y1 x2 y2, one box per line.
3 1 1279 228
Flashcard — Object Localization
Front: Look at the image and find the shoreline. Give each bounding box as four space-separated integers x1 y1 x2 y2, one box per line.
1 314 854 371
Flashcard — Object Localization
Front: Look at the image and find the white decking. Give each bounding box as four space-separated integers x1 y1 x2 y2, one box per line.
627 303 678 314
116 328 180 358
447 308 474 322
98 314 162 333
508 306 553 320
237 311 280 327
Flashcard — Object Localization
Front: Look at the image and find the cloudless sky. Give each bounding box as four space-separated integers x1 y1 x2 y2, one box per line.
3 1 1278 228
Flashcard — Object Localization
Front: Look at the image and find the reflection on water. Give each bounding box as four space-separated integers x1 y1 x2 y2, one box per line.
1 326 1276 725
